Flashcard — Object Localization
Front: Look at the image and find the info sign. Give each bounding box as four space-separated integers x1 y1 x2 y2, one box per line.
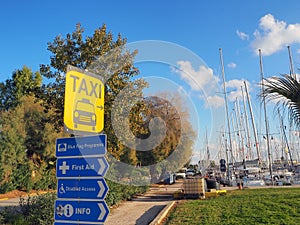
54 135 109 224
54 200 109 224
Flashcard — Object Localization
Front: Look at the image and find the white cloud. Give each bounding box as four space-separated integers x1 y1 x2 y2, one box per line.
236 30 249 40
173 61 252 109
173 61 220 93
228 62 237 68
172 61 223 108
251 14 300 56
226 79 251 102
205 95 224 108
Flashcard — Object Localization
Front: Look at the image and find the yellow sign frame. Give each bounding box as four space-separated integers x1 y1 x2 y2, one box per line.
64 65 104 134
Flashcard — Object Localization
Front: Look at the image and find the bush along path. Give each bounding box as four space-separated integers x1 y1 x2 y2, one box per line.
0 180 149 225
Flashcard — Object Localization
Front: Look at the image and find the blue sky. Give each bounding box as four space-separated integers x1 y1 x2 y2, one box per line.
1 0 300 163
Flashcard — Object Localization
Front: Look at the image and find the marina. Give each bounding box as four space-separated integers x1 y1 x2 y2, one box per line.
195 46 300 189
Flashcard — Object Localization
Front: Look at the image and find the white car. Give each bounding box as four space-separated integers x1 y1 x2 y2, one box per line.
185 169 195 177
175 171 186 179
176 168 187 179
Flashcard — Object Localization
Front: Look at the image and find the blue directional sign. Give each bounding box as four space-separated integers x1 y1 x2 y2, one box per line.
56 134 106 157
56 157 109 178
54 223 99 225
57 178 109 199
54 200 109 224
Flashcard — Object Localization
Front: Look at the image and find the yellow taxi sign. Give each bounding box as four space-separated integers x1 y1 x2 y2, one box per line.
64 65 104 134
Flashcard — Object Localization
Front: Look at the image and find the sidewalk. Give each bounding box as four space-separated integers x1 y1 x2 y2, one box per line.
105 181 182 225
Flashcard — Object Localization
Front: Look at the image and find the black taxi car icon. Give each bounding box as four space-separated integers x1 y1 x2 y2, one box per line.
73 98 96 130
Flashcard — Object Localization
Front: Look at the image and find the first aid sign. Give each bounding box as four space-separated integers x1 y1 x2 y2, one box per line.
64 65 104 134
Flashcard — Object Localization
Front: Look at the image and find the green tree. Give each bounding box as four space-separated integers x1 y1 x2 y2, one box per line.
38 23 148 160
39 24 141 132
39 23 194 184
21 95 60 190
262 74 300 128
0 95 60 192
0 66 42 110
22 96 61 164
0 98 28 192
0 65 60 192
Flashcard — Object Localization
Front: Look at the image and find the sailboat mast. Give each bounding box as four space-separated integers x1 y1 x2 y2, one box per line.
244 81 261 165
259 49 273 182
205 128 210 166
219 48 234 173
287 46 295 79
278 109 294 168
234 99 245 163
241 86 252 161
287 46 296 169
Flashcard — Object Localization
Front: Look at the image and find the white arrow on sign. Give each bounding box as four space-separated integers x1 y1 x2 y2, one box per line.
98 202 109 221
97 157 108 176
97 179 108 199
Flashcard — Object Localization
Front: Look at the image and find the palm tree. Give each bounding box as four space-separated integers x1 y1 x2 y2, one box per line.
262 74 300 129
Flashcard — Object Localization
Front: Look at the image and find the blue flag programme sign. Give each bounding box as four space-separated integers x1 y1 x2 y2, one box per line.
56 134 106 157
54 223 97 225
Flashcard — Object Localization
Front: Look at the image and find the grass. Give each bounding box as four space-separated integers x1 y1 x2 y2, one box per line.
166 188 300 225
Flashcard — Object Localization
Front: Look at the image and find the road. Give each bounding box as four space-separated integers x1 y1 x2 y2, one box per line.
0 196 21 213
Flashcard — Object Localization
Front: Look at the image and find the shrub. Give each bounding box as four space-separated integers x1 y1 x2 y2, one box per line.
0 182 15 194
0 205 31 225
19 192 56 225
0 181 148 224
33 167 57 191
105 180 148 206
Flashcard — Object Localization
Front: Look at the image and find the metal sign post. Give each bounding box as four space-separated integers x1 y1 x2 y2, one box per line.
54 65 109 224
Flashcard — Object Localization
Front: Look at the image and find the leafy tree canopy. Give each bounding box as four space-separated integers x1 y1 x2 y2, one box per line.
0 66 42 110
39 23 141 132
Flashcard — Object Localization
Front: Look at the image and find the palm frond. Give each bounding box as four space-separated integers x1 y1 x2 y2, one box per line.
261 74 300 129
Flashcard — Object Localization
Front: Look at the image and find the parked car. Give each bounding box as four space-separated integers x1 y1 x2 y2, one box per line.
175 168 187 179
162 172 176 184
185 169 195 177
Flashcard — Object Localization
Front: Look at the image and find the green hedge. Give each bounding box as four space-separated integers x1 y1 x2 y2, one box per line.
0 180 149 225
105 180 149 206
